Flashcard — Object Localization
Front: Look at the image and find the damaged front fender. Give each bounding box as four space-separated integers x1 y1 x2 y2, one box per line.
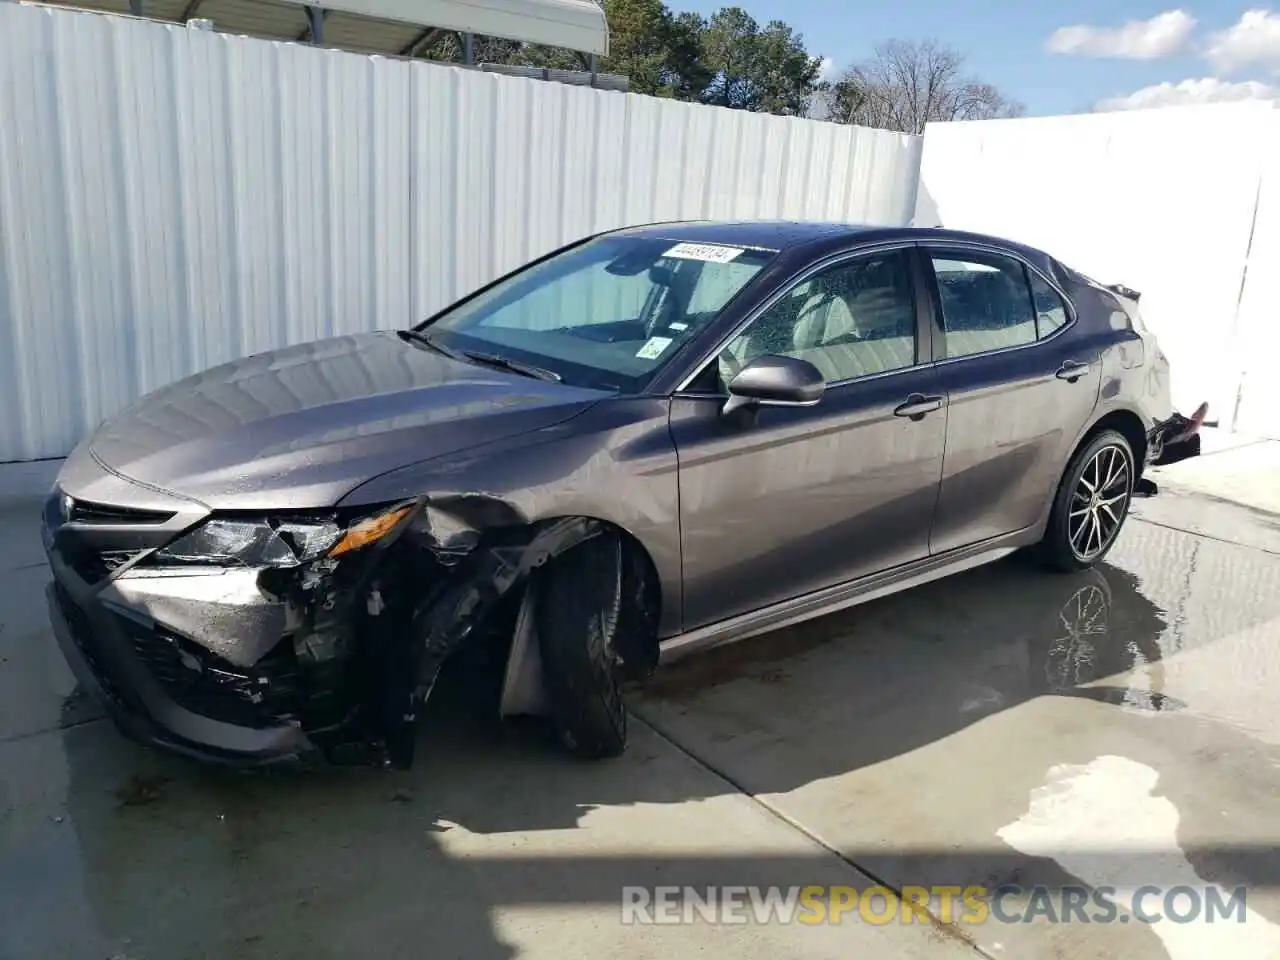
363 500 660 768
377 511 608 767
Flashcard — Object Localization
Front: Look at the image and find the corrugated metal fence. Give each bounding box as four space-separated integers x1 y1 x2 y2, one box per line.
0 2 923 461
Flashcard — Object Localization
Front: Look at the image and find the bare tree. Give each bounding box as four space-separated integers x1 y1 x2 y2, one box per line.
825 39 1023 133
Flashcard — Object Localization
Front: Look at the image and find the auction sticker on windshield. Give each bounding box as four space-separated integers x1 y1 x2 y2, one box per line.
663 242 743 263
636 336 673 359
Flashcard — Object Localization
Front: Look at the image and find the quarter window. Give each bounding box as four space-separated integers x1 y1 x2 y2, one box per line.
717 250 918 388
1028 268 1069 338
930 252 1037 359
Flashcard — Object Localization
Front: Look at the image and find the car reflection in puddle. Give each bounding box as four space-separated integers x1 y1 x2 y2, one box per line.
642 555 1183 734
972 567 1183 716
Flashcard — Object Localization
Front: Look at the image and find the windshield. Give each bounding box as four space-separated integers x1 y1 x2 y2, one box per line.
422 235 776 391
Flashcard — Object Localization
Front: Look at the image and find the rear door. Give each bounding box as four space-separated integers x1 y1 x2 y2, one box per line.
669 245 948 631
921 244 1101 555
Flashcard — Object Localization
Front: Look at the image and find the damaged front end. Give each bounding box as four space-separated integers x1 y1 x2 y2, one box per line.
318 503 623 768
45 489 645 769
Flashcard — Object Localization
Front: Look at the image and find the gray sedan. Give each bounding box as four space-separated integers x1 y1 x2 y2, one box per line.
42 220 1205 767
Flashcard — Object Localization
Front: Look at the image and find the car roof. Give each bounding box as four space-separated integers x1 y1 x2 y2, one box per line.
607 220 1059 267
610 219 876 250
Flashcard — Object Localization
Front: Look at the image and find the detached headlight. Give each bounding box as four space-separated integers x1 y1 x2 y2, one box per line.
152 503 415 568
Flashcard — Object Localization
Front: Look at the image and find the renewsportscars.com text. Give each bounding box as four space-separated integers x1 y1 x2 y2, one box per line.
620 884 1249 926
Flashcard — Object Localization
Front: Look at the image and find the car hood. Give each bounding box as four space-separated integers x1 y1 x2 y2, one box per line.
84 331 603 510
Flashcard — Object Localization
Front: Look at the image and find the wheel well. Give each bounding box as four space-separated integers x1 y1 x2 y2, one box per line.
600 522 663 678
538 518 663 679
1081 410 1147 476
616 528 662 610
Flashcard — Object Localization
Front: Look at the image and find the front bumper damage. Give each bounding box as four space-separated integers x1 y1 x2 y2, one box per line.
44 491 618 769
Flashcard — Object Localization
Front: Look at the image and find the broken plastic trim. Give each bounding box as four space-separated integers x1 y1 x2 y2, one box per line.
1104 282 1141 303
499 587 547 717
1148 403 1208 468
376 514 609 768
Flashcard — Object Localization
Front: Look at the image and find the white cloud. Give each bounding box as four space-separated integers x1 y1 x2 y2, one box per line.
1047 9 1196 59
1204 9 1280 74
817 56 838 81
1094 76 1280 111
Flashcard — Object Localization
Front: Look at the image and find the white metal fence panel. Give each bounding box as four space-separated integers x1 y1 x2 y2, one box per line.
915 103 1280 437
403 56 923 318
0 2 922 462
0 5 416 461
1231 119 1280 439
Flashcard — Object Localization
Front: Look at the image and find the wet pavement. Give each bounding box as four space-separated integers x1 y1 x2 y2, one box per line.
2 453 1279 959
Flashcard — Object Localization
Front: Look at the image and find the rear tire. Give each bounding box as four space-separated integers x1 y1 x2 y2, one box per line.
1032 429 1135 573
534 533 628 758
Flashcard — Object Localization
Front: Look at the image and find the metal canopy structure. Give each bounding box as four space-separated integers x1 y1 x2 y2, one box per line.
30 0 609 57
299 0 607 54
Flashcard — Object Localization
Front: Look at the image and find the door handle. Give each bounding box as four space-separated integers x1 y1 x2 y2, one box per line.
893 394 944 421
1056 360 1091 382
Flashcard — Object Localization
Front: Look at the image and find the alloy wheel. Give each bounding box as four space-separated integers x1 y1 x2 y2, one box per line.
1067 443 1132 562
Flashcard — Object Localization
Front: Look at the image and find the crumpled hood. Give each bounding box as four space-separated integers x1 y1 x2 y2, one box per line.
85 331 603 510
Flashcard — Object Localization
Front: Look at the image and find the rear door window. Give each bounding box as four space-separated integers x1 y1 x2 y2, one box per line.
928 251 1038 359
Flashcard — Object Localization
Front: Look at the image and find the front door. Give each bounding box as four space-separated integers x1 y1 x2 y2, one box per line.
670 246 948 631
921 246 1102 554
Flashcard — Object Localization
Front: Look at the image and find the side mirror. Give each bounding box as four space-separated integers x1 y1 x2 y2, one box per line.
723 355 826 416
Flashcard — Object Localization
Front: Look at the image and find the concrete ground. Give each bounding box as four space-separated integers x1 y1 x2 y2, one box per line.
2 431 1278 960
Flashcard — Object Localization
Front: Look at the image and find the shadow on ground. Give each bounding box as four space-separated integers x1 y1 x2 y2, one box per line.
6 532 1280 959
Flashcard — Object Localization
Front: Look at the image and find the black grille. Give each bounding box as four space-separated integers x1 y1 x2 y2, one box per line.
68 500 174 525
55 585 140 714
123 623 301 729
67 547 143 584
45 495 174 584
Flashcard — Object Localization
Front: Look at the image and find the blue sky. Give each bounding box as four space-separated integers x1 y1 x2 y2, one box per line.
677 1 1280 115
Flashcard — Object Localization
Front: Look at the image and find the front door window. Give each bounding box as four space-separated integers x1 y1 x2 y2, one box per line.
717 250 919 388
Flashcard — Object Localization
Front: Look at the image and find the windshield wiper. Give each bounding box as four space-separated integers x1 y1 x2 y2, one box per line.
460 350 562 382
398 329 561 382
397 328 467 361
